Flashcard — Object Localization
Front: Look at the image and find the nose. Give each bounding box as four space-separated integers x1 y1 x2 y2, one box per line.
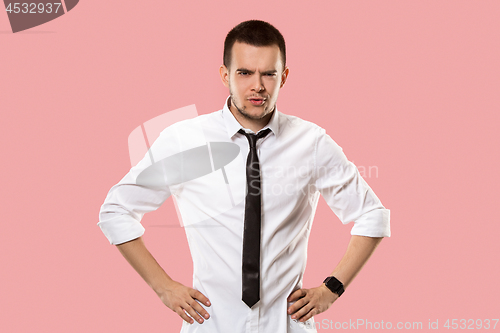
251 75 264 92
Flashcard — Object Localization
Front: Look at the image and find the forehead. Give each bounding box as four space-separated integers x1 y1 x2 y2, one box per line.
230 41 282 71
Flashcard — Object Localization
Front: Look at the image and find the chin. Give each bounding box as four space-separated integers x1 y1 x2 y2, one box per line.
243 108 269 120
249 103 272 112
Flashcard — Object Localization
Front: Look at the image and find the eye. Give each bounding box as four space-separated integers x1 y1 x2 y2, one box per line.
239 72 249 76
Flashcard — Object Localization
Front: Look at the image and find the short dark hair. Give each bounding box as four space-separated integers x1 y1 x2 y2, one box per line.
223 20 286 70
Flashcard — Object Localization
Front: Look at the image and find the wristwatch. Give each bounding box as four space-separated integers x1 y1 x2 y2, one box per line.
323 276 344 297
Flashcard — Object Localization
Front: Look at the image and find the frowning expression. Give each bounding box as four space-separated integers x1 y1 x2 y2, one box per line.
220 41 289 130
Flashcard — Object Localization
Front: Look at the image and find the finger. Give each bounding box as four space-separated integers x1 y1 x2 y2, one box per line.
184 300 206 324
291 301 314 321
189 299 211 320
287 289 306 302
287 297 308 315
176 308 195 324
299 307 318 322
191 290 211 309
190 290 210 319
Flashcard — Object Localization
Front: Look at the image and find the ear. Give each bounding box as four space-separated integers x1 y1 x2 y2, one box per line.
219 65 230 88
280 67 290 88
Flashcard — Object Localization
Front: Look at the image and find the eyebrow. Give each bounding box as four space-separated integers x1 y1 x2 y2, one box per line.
236 68 278 75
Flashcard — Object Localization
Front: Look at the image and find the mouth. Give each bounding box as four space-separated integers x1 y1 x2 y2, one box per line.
248 97 266 106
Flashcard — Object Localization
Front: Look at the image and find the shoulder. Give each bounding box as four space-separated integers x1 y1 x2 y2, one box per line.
278 111 344 156
278 111 326 137
146 109 223 157
159 109 222 136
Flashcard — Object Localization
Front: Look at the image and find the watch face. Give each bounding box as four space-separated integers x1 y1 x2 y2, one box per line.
324 276 344 296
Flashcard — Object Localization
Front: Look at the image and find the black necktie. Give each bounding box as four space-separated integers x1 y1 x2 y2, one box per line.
238 128 272 308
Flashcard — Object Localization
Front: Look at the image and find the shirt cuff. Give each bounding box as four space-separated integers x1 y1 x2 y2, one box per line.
350 208 391 238
97 215 146 245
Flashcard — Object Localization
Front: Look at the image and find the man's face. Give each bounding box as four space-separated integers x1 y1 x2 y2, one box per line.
220 41 289 128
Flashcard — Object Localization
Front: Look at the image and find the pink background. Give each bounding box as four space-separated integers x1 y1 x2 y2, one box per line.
1 1 499 332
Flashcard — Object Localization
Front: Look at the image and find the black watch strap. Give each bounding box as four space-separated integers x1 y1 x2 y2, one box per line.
323 276 344 297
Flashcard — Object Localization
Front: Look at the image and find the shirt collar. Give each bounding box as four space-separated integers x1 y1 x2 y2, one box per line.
222 96 280 139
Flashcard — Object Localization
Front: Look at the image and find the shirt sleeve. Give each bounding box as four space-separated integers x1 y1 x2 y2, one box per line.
97 130 173 245
314 128 390 237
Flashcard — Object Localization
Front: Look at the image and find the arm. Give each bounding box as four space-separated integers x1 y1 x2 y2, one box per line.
287 235 383 322
116 236 211 325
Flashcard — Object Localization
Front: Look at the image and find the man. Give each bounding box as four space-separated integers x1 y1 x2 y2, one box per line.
98 20 390 333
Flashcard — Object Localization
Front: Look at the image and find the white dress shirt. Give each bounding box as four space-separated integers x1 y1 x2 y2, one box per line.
98 97 390 333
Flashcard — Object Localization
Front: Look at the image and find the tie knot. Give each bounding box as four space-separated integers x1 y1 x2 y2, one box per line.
238 128 272 148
